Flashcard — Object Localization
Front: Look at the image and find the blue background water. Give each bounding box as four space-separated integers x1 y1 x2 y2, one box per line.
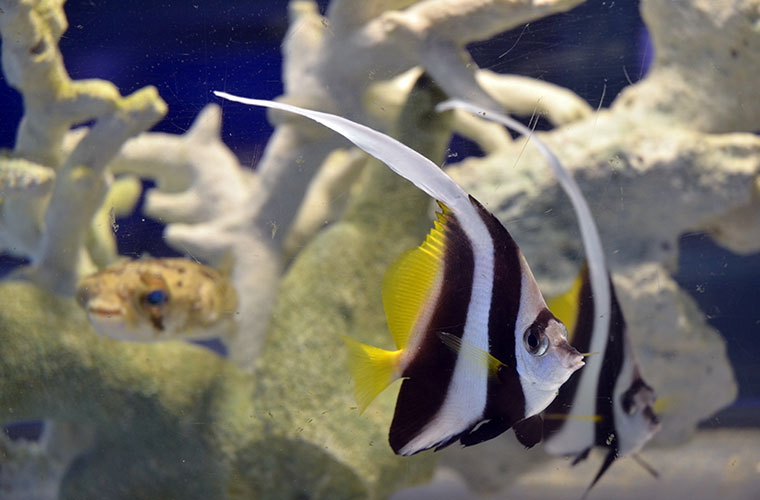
0 0 757 440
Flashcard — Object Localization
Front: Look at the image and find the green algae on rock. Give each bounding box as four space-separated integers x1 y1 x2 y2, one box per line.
0 281 255 500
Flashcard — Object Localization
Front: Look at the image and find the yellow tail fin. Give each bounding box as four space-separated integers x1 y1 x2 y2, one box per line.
341 335 402 413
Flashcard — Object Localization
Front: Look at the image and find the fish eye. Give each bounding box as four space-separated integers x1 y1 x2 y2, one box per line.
143 289 169 307
523 323 549 357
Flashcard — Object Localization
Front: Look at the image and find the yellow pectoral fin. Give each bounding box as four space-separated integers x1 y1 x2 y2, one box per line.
341 335 402 414
437 332 504 379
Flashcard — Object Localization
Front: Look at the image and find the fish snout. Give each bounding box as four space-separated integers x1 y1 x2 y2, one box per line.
556 338 584 370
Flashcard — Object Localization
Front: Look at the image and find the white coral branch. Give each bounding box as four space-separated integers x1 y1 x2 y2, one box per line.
0 157 54 259
0 0 167 293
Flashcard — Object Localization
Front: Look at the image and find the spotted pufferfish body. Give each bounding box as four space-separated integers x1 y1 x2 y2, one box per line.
76 258 238 342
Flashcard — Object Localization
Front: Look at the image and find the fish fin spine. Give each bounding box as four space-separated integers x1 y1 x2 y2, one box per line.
341 335 401 413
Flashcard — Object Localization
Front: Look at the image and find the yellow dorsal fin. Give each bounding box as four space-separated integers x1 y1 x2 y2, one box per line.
437 332 504 378
381 209 448 350
547 265 587 339
341 335 402 413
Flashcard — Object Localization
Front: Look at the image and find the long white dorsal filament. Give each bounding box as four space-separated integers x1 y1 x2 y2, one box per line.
437 99 612 350
213 91 473 217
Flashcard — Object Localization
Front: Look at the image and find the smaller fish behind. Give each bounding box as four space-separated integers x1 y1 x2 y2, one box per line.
76 258 238 343
542 266 660 495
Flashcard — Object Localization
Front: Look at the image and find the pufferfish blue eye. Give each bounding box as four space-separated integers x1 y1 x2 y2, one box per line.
144 289 169 306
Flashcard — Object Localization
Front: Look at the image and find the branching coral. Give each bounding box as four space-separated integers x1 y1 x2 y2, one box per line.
187 0 592 361
85 0 595 368
0 75 451 500
0 157 54 258
0 0 166 294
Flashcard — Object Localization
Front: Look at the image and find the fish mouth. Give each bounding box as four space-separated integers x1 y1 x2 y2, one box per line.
87 306 124 319
557 339 584 370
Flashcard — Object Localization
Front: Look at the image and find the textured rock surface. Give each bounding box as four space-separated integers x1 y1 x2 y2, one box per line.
0 432 63 500
0 282 252 500
0 157 54 259
503 429 760 500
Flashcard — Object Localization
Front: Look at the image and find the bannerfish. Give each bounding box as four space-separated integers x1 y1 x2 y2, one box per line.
76 258 238 342
213 91 585 455
543 266 660 495
440 100 660 492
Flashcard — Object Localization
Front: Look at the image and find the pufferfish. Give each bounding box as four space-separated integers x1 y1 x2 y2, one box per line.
76 258 238 342
213 91 585 456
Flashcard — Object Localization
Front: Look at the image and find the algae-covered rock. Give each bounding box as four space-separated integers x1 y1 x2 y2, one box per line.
249 76 453 499
0 281 256 500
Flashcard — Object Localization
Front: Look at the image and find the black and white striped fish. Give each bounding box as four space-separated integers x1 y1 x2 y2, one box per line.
441 100 661 493
213 91 585 456
543 266 660 493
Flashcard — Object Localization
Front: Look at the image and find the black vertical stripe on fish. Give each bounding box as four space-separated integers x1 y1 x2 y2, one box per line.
463 309 562 447
592 279 626 452
456 197 528 446
543 267 626 457
512 413 545 448
388 210 476 454
477 197 527 425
